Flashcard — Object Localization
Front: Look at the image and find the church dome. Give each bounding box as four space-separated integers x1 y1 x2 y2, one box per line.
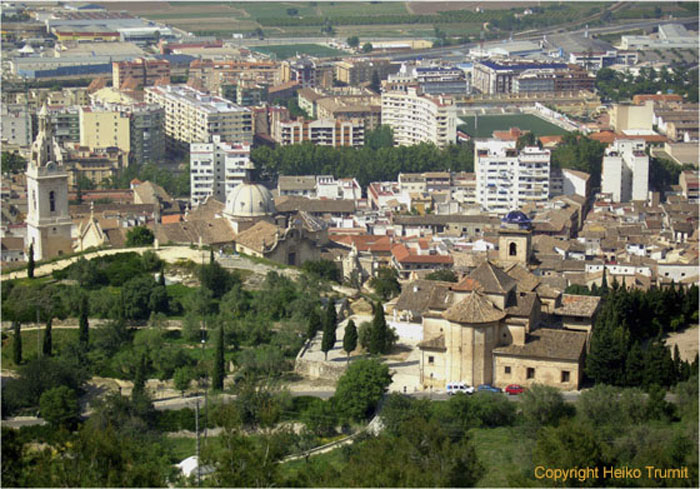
225 182 275 218
501 210 531 229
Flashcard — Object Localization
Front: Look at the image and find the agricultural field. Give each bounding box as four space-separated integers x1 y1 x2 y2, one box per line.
458 114 569 138
252 43 345 59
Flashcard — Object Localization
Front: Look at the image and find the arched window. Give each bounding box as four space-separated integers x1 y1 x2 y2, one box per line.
509 242 517 256
49 191 55 212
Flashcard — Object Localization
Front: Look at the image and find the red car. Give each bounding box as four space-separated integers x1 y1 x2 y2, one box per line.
505 384 524 395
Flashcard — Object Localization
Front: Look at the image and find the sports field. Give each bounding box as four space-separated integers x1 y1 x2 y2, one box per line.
458 114 568 138
252 43 345 59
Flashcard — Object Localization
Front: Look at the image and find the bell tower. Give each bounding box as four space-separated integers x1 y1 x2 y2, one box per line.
498 211 532 265
25 103 73 261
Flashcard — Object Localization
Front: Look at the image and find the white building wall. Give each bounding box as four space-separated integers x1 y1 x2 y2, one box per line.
601 139 648 203
190 135 252 206
561 169 588 198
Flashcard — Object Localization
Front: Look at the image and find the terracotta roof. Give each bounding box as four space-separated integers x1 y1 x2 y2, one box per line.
161 214 182 224
468 261 516 294
156 218 235 246
331 234 392 253
187 197 225 221
104 227 126 248
392 244 453 265
534 282 562 299
417 334 446 351
451 276 483 292
554 294 601 318
443 291 506 324
539 135 563 146
493 328 587 361
235 220 279 253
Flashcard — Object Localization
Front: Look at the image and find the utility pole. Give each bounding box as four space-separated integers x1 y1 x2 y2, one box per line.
195 399 201 487
36 308 40 358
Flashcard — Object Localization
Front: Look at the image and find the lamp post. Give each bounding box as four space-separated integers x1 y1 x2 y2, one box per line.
201 337 208 439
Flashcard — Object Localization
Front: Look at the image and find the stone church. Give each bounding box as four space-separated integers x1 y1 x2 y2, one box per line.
25 103 73 260
409 211 600 391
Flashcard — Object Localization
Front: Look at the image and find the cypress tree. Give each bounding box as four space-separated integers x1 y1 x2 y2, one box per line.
212 325 225 390
79 294 89 349
369 302 389 355
42 317 52 357
321 300 337 361
673 344 683 379
12 321 22 365
27 243 35 279
343 319 358 363
159 264 166 287
306 308 321 341
132 353 147 399
209 249 215 264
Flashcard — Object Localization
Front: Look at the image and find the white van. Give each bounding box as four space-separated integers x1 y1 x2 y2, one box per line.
446 382 475 395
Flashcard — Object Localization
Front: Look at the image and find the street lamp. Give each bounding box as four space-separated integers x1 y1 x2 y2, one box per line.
201 337 208 438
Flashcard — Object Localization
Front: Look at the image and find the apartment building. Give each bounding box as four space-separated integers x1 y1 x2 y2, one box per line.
679 170 699 203
273 117 364 147
280 57 317 88
381 87 457 148
189 59 280 94
388 63 469 96
1 104 33 147
125 103 165 165
145 85 252 151
48 105 81 145
112 57 170 89
60 144 127 188
475 139 551 214
190 135 253 206
335 58 400 86
601 139 649 203
79 105 131 157
513 66 595 93
472 61 568 94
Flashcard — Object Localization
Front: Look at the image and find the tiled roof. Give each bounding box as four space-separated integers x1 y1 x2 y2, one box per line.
331 234 393 253
506 292 539 317
468 261 516 294
395 279 453 316
505 263 540 292
156 218 234 246
451 276 483 292
493 328 587 361
444 291 506 324
278 175 316 191
554 294 601 318
235 220 279 253
392 244 453 265
275 195 355 214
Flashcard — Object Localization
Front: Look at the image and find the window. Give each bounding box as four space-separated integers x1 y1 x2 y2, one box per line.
526 367 535 379
561 371 570 383
504 366 511 374
49 191 56 212
509 242 517 256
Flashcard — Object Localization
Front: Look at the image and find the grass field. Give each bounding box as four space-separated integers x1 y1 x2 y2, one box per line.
2 329 79 369
252 43 345 59
458 114 568 138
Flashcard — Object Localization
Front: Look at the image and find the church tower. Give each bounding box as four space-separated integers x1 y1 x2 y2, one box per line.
498 211 532 265
25 103 73 260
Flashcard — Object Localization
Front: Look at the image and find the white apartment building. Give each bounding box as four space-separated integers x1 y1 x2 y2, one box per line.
475 140 551 214
1 104 33 147
601 139 649 203
273 118 364 147
145 85 252 151
381 87 457 148
190 135 253 206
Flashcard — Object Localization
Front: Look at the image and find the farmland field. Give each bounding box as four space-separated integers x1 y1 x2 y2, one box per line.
252 43 345 59
458 114 569 138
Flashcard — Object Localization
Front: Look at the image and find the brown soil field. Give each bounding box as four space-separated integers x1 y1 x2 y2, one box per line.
408 1 540 15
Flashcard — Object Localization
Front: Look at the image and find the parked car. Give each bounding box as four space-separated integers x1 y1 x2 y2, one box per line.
477 384 502 393
446 382 475 395
505 384 525 395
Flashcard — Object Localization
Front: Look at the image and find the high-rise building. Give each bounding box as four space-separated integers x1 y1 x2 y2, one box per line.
125 103 165 165
1 104 33 147
190 135 253 206
601 139 649 202
48 105 81 145
475 139 551 214
381 86 457 148
145 85 252 152
25 104 73 260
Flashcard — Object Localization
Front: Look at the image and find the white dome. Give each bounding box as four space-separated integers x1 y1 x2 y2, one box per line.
225 182 275 218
